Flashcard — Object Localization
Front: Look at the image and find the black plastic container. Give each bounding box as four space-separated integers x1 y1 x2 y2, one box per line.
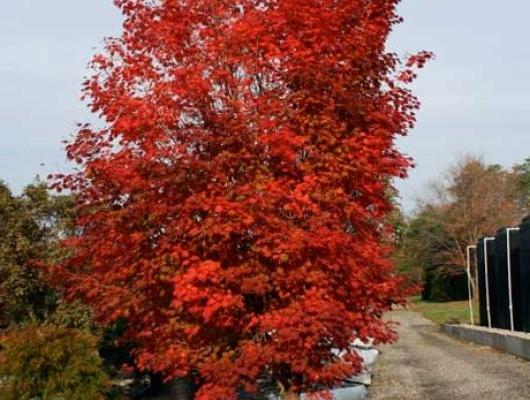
508 227 521 330
494 228 521 330
486 237 498 327
477 237 495 327
518 216 530 332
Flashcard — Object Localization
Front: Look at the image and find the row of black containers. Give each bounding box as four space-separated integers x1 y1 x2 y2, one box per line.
477 216 530 331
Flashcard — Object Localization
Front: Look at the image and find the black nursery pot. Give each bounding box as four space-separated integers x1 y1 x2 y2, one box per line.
518 216 530 332
476 237 496 327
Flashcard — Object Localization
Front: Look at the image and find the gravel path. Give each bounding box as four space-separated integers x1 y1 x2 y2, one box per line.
369 311 530 400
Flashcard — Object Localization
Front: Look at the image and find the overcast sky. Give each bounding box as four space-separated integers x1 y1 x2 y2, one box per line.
1 1 529 212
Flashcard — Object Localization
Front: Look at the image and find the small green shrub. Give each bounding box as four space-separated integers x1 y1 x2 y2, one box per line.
0 325 108 400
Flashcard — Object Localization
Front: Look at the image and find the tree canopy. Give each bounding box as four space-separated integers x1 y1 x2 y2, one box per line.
49 1 430 398
0 181 74 327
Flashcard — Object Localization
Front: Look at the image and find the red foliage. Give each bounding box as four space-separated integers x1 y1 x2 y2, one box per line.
50 0 429 398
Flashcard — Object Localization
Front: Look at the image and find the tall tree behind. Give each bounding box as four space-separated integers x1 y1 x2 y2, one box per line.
438 157 524 276
398 156 527 300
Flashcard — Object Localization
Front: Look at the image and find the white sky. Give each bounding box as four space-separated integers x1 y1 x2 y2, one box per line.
1 1 529 212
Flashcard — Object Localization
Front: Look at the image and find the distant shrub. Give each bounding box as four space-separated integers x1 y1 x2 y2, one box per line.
0 325 108 400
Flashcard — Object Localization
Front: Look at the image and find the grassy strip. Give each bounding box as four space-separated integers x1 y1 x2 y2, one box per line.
410 298 479 325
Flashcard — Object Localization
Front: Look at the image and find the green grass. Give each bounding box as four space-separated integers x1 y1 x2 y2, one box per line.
410 297 479 325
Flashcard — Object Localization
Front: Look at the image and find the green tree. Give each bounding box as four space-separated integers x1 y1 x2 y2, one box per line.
0 181 130 399
395 206 463 301
514 157 530 209
0 180 74 327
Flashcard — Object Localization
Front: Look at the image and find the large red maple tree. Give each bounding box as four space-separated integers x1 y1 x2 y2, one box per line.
50 0 429 398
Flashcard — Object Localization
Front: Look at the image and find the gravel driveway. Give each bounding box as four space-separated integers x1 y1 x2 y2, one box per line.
369 311 530 400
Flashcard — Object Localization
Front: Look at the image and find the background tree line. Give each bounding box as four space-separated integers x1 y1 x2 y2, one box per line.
396 155 530 302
